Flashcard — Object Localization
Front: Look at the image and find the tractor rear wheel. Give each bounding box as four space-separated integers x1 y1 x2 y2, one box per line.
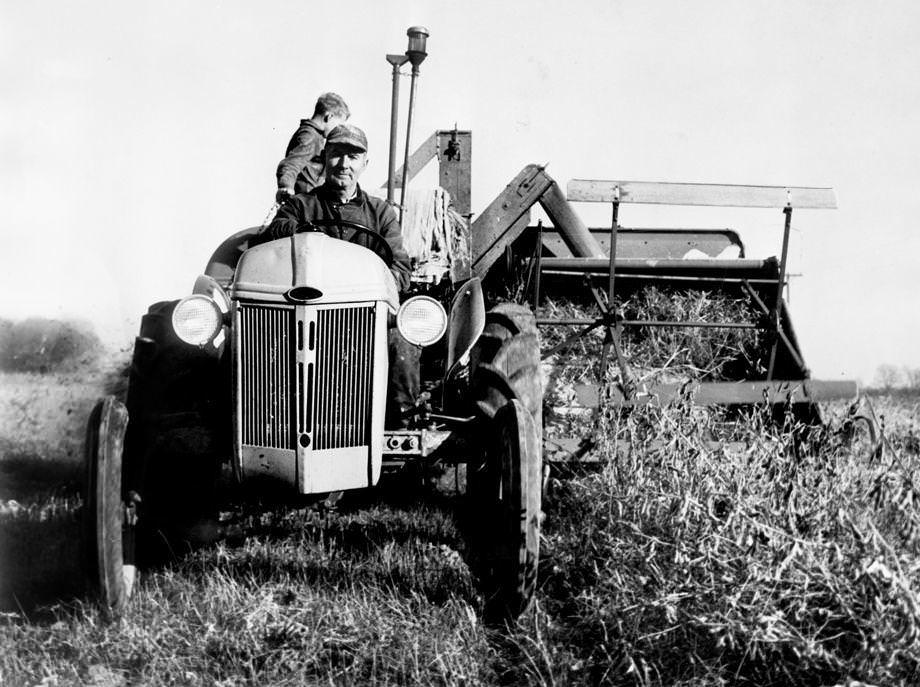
468 302 543 618
472 303 542 435
84 396 137 616
476 400 542 619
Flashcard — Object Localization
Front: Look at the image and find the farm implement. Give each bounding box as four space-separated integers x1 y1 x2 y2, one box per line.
392 132 857 427
81 27 860 622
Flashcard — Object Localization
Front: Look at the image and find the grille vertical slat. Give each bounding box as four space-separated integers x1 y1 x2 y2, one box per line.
239 304 295 449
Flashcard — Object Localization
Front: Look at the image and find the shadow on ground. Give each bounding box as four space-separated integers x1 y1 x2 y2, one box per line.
0 455 87 613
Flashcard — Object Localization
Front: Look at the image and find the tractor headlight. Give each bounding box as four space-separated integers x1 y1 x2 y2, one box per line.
172 295 223 346
193 274 230 313
397 296 447 346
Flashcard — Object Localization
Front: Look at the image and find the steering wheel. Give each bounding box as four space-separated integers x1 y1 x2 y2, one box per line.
296 219 394 266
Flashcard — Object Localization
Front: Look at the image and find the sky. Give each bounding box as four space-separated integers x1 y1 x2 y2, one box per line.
2 0 919 384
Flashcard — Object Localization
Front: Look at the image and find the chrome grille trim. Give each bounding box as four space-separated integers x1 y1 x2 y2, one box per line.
312 305 375 450
236 301 376 453
238 303 295 449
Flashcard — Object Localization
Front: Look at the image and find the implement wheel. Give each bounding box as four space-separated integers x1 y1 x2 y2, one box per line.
468 302 543 619
84 396 137 616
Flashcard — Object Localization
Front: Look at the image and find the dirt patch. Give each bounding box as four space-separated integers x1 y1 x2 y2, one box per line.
0 350 129 471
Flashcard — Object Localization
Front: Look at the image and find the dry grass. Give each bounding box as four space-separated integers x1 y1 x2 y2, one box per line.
1 499 494 686
2 292 919 685
502 395 920 685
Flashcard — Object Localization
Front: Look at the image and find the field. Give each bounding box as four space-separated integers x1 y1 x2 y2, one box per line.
2 355 920 685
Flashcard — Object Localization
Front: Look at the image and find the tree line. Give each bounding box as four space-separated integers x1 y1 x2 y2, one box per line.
0 318 102 373
872 364 920 392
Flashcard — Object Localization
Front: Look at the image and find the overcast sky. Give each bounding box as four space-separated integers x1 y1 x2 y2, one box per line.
2 0 918 384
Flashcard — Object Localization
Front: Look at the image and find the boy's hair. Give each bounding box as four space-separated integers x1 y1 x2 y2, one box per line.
313 92 350 120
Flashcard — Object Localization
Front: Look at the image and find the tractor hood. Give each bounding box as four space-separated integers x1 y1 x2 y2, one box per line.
231 232 399 311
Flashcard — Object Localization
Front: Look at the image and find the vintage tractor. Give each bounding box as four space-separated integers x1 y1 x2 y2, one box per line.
83 210 544 618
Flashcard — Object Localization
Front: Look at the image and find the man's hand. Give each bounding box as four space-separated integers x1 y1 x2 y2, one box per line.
275 187 295 203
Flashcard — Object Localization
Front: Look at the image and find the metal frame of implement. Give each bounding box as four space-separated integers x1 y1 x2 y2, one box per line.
534 179 856 409
384 128 857 431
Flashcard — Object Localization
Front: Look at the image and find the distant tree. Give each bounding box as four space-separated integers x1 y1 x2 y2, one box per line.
874 364 903 391
904 367 920 391
0 318 11 361
0 318 102 373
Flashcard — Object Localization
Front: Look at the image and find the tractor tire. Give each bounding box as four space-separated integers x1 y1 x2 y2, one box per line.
473 400 542 619
468 302 543 619
84 396 137 617
472 303 542 436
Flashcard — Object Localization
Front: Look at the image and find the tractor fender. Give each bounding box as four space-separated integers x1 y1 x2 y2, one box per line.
445 277 485 380
127 300 230 423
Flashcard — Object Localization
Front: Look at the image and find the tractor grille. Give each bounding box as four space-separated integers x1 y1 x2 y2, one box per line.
238 302 376 451
311 306 375 449
239 304 295 449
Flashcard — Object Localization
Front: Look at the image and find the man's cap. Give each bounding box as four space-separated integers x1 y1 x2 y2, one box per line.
326 124 367 152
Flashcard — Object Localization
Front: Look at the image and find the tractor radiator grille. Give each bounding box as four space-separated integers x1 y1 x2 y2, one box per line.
239 304 295 449
238 302 376 451
311 305 375 450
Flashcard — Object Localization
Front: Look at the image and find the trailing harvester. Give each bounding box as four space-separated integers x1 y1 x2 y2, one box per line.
394 131 857 434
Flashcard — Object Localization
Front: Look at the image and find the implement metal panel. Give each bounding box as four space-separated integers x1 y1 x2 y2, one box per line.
568 180 837 209
436 130 472 215
471 164 553 276
539 227 745 259
615 380 857 406
539 257 777 282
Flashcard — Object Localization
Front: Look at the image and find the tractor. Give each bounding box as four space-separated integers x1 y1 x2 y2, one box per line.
83 27 861 621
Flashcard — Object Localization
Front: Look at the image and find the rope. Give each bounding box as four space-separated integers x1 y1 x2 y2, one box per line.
261 202 281 228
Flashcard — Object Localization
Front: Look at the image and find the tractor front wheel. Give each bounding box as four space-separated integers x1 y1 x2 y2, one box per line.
83 396 137 616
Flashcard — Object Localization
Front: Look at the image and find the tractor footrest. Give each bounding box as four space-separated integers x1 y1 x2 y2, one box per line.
574 379 858 407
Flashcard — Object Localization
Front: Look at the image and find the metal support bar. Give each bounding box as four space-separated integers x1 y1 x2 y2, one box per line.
536 181 605 258
599 196 634 395
766 207 793 379
537 318 760 329
385 54 409 203
540 257 773 272
398 64 421 223
542 319 605 358
532 220 543 311
570 379 858 408
541 270 780 285
608 199 619 308
742 279 808 373
568 179 837 209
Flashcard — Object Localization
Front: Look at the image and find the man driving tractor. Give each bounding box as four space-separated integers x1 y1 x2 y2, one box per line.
255 123 419 428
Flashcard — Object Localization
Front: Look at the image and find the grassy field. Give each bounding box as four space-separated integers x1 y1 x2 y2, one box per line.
2 370 920 684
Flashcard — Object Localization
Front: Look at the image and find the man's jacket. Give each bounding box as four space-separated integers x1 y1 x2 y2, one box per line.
254 185 412 293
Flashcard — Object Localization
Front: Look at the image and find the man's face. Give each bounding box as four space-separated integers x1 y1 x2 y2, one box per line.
324 143 367 192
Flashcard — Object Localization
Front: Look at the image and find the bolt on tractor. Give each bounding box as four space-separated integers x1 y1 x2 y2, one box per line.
83 28 864 620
